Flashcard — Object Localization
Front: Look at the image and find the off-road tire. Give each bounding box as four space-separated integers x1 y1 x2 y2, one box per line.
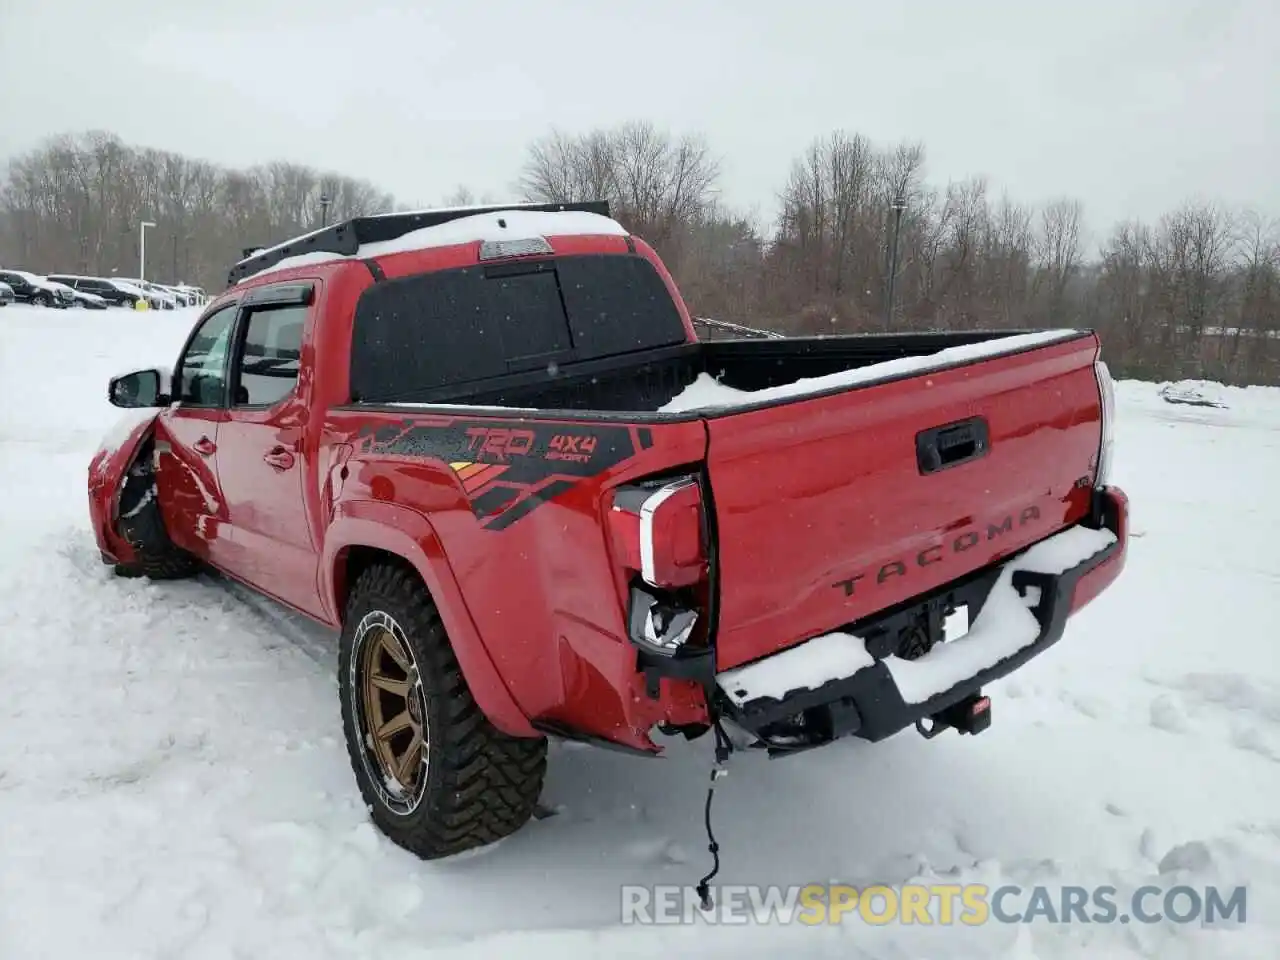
338 563 548 859
114 453 199 580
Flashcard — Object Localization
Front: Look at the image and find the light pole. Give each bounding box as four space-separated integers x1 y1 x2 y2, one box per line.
319 195 331 226
139 220 156 281
884 194 907 328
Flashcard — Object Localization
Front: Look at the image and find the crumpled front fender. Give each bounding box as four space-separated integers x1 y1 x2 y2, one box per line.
87 409 163 564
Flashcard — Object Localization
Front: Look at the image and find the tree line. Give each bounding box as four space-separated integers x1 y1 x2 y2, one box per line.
3 126 1277 386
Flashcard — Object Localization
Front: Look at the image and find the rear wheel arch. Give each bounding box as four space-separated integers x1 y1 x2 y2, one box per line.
324 510 537 738
333 544 416 618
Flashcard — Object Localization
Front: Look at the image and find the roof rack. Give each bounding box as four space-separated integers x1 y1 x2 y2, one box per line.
227 200 612 285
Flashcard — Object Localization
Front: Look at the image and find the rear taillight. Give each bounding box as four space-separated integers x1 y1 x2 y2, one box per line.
608 476 706 589
608 475 708 657
1094 360 1115 486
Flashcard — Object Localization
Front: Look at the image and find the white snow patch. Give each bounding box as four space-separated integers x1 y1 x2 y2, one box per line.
95 408 159 456
659 330 1082 413
4 300 1280 958
245 209 628 280
718 524 1117 708
1159 379 1229 408
5 268 59 291
718 631 876 704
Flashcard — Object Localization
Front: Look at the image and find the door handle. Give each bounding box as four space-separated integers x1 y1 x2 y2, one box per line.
263 446 295 471
193 436 216 456
915 417 990 475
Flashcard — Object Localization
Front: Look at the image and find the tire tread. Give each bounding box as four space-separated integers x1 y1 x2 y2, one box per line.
338 563 547 859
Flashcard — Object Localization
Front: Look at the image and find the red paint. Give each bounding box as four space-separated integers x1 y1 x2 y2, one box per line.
87 414 157 567
704 334 1104 670
87 227 1128 755
1070 486 1129 613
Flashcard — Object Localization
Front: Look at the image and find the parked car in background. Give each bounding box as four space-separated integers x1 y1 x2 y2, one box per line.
71 289 109 310
107 278 166 309
0 270 74 308
0 281 13 306
44 279 107 310
111 279 152 307
47 274 143 309
154 283 197 307
175 284 207 306
118 279 177 309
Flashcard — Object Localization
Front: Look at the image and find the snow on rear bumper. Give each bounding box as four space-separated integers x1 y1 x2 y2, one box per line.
716 486 1128 747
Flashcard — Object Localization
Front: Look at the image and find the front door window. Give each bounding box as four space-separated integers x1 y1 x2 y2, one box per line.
176 305 238 407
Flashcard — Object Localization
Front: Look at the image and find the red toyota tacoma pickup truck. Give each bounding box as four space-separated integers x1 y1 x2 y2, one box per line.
88 201 1128 862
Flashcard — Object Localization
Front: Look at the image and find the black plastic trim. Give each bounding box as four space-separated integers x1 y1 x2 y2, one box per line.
228 200 610 284
530 720 658 756
916 416 990 475
241 281 314 308
636 644 718 700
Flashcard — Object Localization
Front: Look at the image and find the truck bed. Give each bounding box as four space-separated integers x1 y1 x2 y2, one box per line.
355 329 1083 418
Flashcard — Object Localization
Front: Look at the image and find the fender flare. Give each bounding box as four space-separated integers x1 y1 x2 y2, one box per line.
322 500 537 738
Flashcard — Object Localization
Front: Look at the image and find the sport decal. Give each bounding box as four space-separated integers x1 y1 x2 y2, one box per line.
355 418 654 530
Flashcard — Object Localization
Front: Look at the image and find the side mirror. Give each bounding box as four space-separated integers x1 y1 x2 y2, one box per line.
109 368 167 408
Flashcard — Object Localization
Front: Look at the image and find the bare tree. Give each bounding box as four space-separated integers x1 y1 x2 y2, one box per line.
2 126 1279 386
518 121 720 245
0 132 396 291
1034 198 1084 323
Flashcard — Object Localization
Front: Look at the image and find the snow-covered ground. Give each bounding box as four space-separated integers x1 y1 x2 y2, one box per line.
1 303 1278 959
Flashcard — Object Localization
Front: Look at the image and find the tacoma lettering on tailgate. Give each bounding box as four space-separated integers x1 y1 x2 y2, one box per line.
832 505 1042 597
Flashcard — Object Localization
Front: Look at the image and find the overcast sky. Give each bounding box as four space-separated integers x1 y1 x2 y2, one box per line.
2 0 1276 240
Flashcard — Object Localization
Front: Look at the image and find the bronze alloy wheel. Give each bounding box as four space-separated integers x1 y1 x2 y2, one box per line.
351 610 430 815
337 564 549 858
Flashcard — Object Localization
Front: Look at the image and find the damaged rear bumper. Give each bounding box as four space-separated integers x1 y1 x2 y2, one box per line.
715 486 1129 754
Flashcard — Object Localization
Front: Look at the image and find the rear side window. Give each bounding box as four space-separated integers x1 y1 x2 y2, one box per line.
350 254 686 402
234 304 305 407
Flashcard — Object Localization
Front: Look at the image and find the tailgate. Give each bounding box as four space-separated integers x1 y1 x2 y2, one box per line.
704 332 1103 671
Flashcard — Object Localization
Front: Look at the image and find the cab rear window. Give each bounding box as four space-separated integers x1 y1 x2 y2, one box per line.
349 254 686 403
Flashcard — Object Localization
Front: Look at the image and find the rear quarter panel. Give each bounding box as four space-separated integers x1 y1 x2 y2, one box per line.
322 407 708 749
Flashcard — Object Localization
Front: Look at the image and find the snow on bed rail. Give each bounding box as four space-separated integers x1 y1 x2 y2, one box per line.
380 330 1084 416
660 329 1083 413
718 522 1117 708
247 209 628 281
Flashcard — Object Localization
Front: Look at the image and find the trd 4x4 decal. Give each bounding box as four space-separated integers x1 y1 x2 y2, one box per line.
356 418 654 529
